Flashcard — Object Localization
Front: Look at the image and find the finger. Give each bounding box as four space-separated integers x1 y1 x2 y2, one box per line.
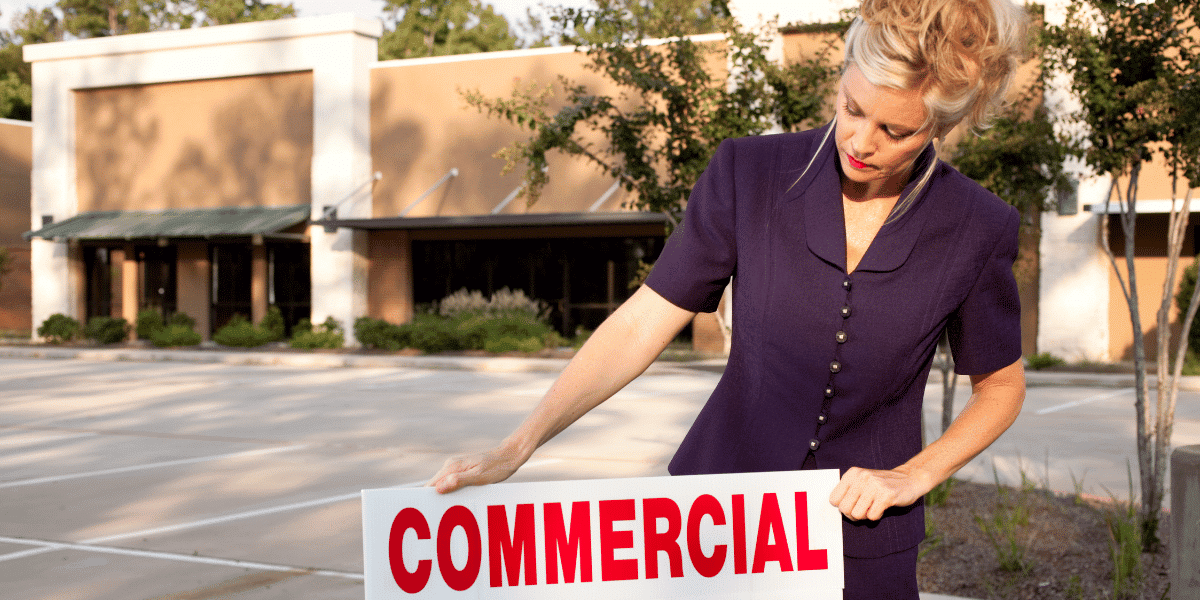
850 492 875 521
435 473 461 494
829 467 860 506
867 499 890 521
836 486 862 520
429 457 473 493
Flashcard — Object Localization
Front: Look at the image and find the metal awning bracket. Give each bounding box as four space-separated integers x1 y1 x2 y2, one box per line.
399 168 459 218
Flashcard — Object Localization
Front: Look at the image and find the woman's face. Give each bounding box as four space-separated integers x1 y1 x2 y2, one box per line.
834 64 934 194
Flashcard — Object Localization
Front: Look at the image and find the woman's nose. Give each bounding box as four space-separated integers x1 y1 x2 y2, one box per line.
851 125 876 157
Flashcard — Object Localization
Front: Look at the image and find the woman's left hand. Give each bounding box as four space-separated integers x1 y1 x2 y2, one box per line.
828 465 933 521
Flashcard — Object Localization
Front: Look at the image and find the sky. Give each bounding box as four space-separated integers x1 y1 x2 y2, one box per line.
0 0 590 36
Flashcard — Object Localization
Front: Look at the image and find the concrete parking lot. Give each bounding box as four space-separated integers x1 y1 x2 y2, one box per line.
2 353 1198 599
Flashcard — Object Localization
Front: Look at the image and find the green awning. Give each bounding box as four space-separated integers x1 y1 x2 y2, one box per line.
24 205 311 240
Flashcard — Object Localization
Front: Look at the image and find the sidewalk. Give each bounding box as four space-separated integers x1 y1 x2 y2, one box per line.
5 343 1200 390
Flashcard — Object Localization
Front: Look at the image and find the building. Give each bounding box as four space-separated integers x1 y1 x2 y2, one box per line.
19 15 669 345
9 4 1198 361
0 117 32 335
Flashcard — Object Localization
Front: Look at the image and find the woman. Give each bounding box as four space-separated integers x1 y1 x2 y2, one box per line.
429 0 1028 597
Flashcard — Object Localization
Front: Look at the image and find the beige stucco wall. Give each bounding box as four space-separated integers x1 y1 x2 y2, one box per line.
75 71 314 212
1106 214 1200 361
0 120 32 333
370 51 642 219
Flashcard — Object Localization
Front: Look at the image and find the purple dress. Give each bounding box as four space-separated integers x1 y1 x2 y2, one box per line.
644 126 1021 558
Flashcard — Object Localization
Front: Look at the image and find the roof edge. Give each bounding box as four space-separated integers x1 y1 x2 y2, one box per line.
372 32 726 70
24 14 383 63
321 211 669 231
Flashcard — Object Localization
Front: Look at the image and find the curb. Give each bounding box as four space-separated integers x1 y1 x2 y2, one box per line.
5 345 1200 391
0 345 711 376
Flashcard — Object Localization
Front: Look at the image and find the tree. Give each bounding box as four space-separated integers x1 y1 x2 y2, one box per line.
570 0 729 42
57 0 190 37
1046 0 1199 549
190 0 294 26
378 0 518 60
0 1 294 119
463 8 839 226
0 7 65 119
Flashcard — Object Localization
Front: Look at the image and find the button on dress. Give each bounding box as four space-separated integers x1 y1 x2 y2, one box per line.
644 125 1022 558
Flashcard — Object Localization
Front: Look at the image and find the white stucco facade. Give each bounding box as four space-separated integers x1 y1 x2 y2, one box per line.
1035 0 1112 361
1037 181 1112 362
23 14 382 343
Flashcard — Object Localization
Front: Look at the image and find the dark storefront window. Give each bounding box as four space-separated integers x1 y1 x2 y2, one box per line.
138 246 177 318
84 246 115 321
412 237 664 336
210 244 252 331
269 243 311 336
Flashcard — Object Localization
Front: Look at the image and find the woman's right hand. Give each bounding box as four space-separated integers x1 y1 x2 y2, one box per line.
427 444 528 494
426 286 695 495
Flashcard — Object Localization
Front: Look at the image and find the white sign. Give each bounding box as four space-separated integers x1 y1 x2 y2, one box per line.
362 470 843 599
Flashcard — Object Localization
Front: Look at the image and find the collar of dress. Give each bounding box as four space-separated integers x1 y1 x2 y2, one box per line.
785 130 942 274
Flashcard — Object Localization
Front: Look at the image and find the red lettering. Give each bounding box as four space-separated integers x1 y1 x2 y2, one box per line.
793 492 829 571
685 494 727 578
643 498 684 579
598 499 638 581
388 507 432 593
487 504 537 587
752 493 794 573
437 505 482 591
544 501 593 584
732 493 747 574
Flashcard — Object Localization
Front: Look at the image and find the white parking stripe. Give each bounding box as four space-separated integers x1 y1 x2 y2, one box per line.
81 490 372 545
1035 388 1133 415
0 536 363 580
0 432 99 447
0 444 310 489
0 458 562 565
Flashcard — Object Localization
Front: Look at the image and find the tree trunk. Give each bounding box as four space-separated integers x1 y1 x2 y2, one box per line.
939 330 957 434
1150 186 1196 549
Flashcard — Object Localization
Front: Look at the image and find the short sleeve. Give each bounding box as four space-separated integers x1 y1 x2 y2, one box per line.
644 139 737 313
947 205 1022 375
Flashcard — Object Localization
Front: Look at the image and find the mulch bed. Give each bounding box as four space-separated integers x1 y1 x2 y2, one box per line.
917 480 1170 599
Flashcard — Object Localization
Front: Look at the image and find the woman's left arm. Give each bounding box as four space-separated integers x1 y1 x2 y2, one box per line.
829 358 1025 521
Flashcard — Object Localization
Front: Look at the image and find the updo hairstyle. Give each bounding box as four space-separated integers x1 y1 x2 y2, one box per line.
844 0 1029 135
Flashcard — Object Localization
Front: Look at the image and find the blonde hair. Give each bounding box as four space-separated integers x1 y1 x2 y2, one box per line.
844 0 1028 135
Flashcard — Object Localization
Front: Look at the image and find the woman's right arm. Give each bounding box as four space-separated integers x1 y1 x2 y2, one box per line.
428 284 697 493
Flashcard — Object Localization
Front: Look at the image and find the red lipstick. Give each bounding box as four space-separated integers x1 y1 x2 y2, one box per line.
846 154 868 170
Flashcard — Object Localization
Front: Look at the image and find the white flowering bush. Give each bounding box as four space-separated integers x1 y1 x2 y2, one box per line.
437 287 544 319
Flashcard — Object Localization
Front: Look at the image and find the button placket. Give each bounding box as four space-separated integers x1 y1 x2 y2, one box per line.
811 276 853 460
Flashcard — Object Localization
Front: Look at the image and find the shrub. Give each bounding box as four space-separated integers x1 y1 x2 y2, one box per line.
1177 259 1200 354
355 316 409 351
353 289 565 354
400 313 464 354
136 309 164 339
290 316 344 349
168 312 196 330
487 287 545 317
456 312 559 352
259 306 285 342
150 324 202 347
437 287 544 319
213 314 275 348
484 336 545 353
1027 352 1065 370
438 289 489 317
84 316 130 344
38 313 80 343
